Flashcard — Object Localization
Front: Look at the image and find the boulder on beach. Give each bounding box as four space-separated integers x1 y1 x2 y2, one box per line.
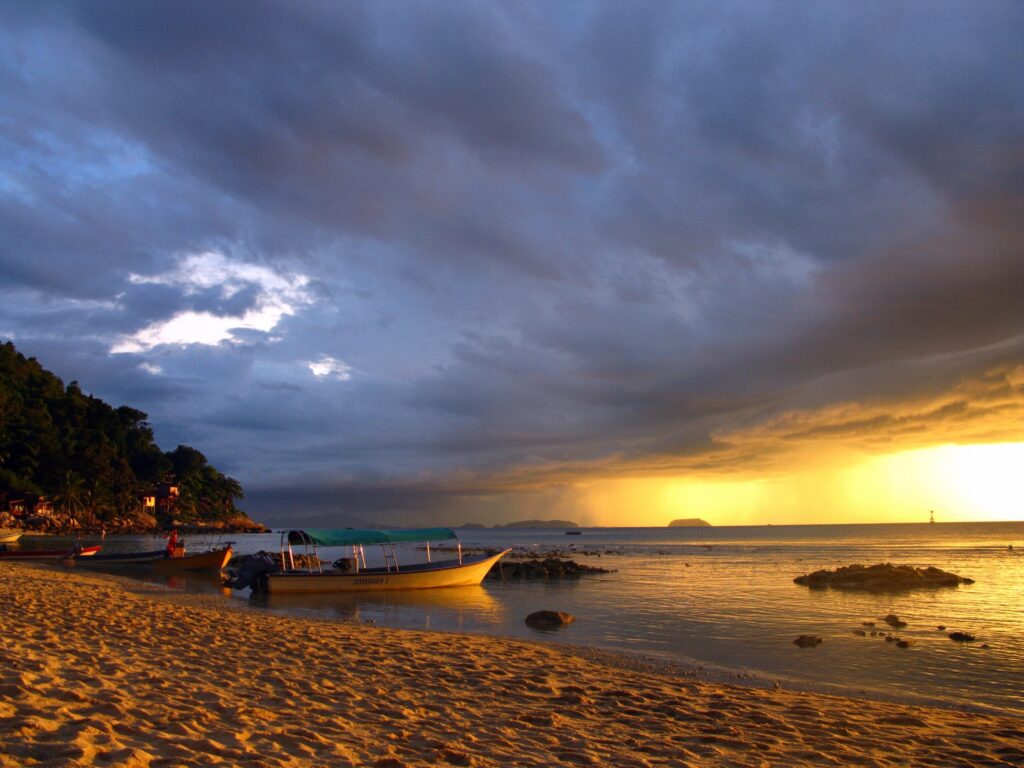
525 611 575 630
793 563 974 591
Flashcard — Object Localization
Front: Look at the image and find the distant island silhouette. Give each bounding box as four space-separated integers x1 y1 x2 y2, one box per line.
668 518 712 527
458 519 580 529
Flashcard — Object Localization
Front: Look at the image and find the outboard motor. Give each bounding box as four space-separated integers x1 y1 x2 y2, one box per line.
222 551 279 591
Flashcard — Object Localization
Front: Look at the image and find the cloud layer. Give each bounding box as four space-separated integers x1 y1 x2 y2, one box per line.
2 1 1022 524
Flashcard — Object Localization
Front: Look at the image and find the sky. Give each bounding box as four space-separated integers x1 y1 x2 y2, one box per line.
1 1 1023 528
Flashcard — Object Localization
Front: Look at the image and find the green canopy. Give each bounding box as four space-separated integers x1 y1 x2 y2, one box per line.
285 527 457 547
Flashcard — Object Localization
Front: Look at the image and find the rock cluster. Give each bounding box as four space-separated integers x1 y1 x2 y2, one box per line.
0 509 159 535
0 509 266 536
793 563 974 591
846 615 985 651
485 557 613 580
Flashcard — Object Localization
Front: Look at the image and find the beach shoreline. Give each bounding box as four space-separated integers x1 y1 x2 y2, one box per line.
3 563 1023 767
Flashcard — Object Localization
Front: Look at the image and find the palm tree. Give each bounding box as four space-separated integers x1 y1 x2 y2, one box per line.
53 471 86 517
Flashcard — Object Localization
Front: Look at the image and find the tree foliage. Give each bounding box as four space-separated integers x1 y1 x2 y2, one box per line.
0 341 247 525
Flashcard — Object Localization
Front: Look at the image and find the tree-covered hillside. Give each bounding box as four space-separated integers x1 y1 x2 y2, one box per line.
0 340 255 530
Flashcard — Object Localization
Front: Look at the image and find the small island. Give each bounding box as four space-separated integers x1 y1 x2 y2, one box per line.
457 519 581 529
668 518 711 527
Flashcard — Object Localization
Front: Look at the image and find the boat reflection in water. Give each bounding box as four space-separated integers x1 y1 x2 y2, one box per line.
253 584 504 633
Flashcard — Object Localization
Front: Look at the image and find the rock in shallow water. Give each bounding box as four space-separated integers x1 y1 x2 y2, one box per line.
487 558 612 580
525 611 575 630
793 634 823 647
793 563 973 591
948 631 976 642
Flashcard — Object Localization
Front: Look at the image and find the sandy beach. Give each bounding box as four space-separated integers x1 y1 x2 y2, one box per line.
2 564 1022 767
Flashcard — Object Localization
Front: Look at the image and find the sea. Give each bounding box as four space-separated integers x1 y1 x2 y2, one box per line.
31 521 1024 716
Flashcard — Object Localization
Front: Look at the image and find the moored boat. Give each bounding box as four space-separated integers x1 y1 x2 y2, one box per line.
257 528 510 594
72 547 168 565
0 544 101 560
153 545 233 573
0 529 24 544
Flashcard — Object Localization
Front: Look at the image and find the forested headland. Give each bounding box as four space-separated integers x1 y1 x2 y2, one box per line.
0 341 263 533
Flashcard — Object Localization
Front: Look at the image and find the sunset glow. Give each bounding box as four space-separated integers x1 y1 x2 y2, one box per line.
568 443 1024 527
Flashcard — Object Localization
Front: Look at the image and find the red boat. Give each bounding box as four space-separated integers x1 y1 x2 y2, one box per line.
0 544 102 561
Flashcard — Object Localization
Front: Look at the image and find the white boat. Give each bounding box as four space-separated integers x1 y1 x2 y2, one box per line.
262 527 510 594
0 529 24 544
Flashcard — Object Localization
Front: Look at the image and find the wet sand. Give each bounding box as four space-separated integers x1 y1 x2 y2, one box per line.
2 563 1022 767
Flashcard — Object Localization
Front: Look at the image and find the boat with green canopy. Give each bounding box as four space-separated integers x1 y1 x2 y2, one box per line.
264 527 510 594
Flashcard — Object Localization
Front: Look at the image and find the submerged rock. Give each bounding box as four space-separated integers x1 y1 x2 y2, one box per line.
884 614 907 628
793 563 974 591
525 611 575 629
793 634 823 647
948 631 976 642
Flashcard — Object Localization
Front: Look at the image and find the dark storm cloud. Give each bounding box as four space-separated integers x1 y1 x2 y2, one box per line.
2 1 1023 524
59 0 603 272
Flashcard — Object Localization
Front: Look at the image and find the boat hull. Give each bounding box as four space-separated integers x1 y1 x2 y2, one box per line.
0 545 101 560
73 548 168 565
265 550 510 594
0 530 24 544
153 546 233 573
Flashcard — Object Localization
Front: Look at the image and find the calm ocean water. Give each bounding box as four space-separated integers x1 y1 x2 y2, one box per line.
44 521 1024 715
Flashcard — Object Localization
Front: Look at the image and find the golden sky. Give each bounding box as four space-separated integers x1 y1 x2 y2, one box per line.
469 363 1024 526
570 442 1024 527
